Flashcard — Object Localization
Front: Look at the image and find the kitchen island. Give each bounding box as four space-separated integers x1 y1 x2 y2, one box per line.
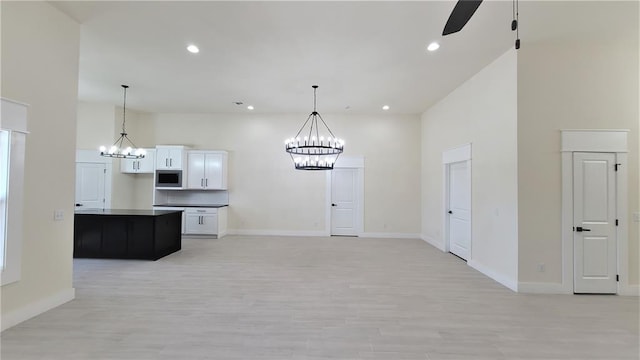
74 209 182 260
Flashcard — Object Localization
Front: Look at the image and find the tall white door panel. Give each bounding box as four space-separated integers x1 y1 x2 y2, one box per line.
331 168 357 236
187 152 205 189
573 152 617 294
75 163 106 210
204 153 223 189
447 160 471 260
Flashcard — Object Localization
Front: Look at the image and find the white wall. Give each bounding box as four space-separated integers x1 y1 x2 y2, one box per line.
77 109 422 235
76 103 154 209
421 49 519 290
151 112 422 236
517 36 639 287
1 1 79 327
76 102 115 149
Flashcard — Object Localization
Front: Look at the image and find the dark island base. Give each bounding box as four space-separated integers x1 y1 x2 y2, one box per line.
74 210 182 261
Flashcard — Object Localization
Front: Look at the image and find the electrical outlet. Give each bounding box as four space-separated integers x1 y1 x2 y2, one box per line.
537 263 545 272
53 209 64 221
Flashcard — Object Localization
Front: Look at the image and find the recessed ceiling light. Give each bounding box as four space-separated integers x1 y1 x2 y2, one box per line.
247 105 254 110
427 42 440 52
382 105 390 111
187 44 200 54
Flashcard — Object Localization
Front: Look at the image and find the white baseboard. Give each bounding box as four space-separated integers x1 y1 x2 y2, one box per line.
1 287 75 332
226 230 421 239
358 232 421 239
619 284 639 296
421 234 445 251
518 282 571 294
467 260 518 292
227 229 328 237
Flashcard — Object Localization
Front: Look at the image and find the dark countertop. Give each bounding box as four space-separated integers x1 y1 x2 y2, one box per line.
153 204 228 208
75 209 183 216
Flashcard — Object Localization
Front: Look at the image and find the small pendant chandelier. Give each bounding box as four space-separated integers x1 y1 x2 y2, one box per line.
285 85 344 170
99 85 145 159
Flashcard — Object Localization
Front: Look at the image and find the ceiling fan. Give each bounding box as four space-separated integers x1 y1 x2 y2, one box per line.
442 0 521 49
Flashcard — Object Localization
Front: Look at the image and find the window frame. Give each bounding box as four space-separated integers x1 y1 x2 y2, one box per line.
1 98 28 286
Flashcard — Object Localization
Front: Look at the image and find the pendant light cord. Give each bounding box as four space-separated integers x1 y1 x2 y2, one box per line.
313 85 318 113
121 84 128 134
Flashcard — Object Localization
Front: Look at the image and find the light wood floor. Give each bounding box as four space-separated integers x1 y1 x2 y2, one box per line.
1 236 638 359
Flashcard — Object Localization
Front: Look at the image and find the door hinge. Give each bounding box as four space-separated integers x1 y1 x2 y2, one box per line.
104 169 107 174
616 274 619 282
616 219 619 226
614 163 621 171
102 198 105 203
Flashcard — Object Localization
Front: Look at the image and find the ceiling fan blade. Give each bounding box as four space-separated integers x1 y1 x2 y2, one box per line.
442 0 483 36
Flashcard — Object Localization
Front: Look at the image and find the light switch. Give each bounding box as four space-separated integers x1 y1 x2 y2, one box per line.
54 209 64 221
633 212 640 223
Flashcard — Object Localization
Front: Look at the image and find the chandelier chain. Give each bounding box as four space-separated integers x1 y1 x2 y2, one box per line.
122 85 127 134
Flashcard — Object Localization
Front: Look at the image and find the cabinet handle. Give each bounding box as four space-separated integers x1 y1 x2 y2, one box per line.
165 158 168 167
205 179 208 187
170 158 173 167
201 179 204 187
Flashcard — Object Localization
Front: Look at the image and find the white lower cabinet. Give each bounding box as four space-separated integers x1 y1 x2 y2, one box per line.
184 207 227 237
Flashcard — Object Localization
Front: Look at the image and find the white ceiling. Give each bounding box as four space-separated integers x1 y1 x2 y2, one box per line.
51 1 637 115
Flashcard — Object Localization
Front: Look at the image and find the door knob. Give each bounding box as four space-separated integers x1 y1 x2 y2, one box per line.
331 203 337 207
448 210 452 214
576 226 591 232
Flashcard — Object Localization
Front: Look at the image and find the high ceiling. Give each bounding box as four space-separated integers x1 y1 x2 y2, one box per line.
51 1 637 114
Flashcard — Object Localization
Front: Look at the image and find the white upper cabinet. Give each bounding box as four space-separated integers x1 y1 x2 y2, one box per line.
156 145 187 170
121 149 156 174
186 150 227 190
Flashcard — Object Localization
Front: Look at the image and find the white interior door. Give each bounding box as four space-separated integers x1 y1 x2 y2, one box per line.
75 162 106 210
331 168 357 236
573 152 617 294
447 160 471 260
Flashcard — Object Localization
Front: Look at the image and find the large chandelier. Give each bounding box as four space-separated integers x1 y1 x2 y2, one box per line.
285 85 344 170
99 85 145 159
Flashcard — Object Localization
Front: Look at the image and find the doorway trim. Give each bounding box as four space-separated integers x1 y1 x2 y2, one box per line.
442 143 472 255
560 130 632 295
76 149 113 210
325 156 364 236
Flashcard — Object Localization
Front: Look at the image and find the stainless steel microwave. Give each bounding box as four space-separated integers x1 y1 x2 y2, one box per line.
155 170 183 188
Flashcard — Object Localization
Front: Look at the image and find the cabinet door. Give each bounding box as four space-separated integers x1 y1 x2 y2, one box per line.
187 152 205 189
204 153 223 189
201 214 218 234
121 158 136 173
156 148 171 170
184 209 218 235
168 149 182 169
184 213 202 234
184 213 217 234
136 150 155 173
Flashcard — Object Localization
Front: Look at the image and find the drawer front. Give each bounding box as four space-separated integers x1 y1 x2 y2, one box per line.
184 208 218 215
